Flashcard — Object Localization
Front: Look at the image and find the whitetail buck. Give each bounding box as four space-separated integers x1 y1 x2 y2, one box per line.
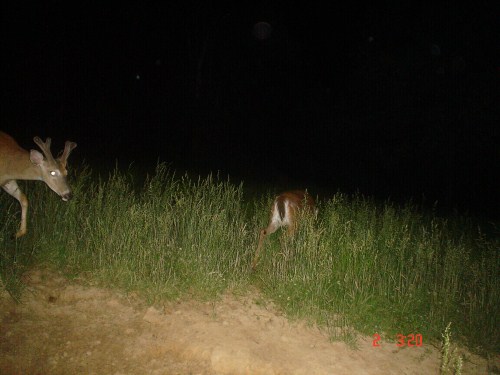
0 131 77 238
252 190 316 270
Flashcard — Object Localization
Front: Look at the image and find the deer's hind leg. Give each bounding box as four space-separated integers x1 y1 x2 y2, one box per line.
252 218 281 271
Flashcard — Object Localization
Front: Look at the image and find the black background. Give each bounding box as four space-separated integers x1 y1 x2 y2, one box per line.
2 2 499 217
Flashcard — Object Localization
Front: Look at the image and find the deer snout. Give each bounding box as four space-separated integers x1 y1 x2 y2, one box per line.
61 191 73 202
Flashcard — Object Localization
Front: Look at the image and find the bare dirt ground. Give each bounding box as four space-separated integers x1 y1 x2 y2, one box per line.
0 267 494 375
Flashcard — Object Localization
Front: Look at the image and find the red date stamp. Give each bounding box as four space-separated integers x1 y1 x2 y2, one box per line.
372 333 423 347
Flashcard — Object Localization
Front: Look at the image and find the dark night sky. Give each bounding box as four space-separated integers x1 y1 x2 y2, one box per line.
2 2 499 217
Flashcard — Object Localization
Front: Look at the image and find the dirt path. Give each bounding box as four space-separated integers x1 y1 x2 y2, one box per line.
0 267 492 374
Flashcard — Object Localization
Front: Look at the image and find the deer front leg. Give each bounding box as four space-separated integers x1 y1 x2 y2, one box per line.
2 180 28 238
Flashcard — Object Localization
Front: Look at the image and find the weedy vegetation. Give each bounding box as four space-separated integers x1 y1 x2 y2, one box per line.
1 163 498 356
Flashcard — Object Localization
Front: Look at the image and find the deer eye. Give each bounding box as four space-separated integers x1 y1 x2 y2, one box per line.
50 171 57 176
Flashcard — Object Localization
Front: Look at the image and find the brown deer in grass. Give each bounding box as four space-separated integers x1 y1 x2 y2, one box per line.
252 190 316 270
0 131 77 238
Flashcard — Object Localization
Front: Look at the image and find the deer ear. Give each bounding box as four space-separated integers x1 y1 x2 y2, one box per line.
30 150 44 165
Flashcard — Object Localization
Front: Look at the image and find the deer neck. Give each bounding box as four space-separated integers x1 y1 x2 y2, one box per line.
0 148 43 184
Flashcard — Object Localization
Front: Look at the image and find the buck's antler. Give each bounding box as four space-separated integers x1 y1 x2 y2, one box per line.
33 136 57 163
58 141 78 168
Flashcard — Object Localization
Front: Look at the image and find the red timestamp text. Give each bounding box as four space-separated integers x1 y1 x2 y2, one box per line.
372 333 423 347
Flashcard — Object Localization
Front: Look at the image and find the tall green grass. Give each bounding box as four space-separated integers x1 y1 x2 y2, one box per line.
1 163 498 354
254 193 499 353
2 164 251 302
